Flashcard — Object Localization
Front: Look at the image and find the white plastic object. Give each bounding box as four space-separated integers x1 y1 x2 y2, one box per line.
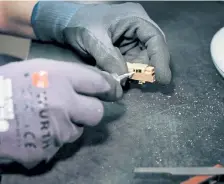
210 27 224 78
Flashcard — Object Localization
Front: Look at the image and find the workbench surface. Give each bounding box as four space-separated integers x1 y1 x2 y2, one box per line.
2 2 224 184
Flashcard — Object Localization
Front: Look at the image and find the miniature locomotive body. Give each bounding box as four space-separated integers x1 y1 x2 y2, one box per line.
126 62 155 84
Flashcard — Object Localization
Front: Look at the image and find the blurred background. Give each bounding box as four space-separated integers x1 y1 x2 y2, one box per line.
0 34 30 59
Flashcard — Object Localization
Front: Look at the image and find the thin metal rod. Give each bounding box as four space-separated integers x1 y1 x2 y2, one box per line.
134 167 224 176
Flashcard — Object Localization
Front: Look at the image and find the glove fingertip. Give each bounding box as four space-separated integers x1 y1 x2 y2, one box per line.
115 81 124 99
99 71 124 101
155 67 172 84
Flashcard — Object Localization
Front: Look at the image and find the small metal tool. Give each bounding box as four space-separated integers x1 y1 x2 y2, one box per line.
112 72 134 84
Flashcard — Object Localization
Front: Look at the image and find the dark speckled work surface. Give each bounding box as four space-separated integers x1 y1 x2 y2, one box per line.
2 2 224 184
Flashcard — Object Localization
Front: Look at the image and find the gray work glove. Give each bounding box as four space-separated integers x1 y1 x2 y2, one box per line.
0 58 122 169
31 2 171 84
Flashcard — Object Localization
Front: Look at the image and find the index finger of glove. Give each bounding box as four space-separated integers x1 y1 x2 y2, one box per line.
64 27 128 75
65 62 123 101
80 29 128 75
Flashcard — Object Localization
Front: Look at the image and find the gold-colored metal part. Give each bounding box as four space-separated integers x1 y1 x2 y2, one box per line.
126 62 155 84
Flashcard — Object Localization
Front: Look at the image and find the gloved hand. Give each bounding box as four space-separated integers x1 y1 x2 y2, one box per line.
0 58 122 169
31 2 171 84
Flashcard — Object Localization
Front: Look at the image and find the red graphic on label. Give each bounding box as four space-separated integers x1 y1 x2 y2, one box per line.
31 71 49 88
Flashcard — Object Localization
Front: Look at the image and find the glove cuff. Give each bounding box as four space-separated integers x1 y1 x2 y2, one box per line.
31 1 84 44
